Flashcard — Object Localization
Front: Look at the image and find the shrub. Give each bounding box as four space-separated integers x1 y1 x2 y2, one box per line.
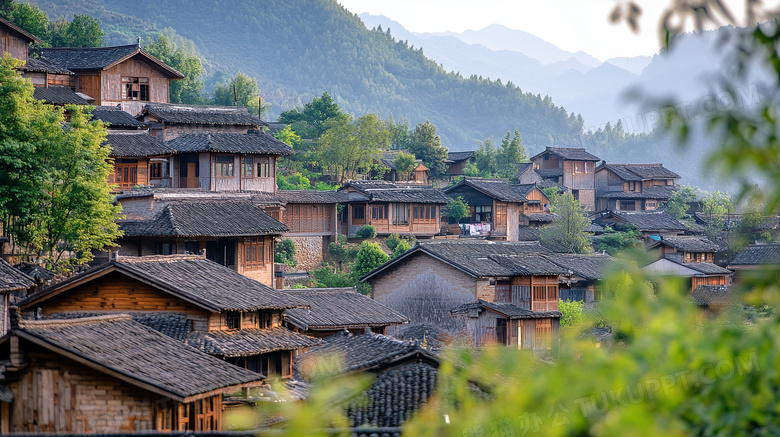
356 225 376 239
392 239 411 258
559 299 584 327
352 241 390 279
446 196 470 222
385 233 402 251
274 238 297 267
313 266 357 288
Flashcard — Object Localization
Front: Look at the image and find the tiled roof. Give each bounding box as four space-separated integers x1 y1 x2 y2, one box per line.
598 186 677 200
598 163 680 180
0 259 35 293
15 315 262 401
598 210 688 232
0 17 41 42
517 226 541 241
275 190 348 204
516 162 534 176
535 168 564 178
166 132 293 155
340 180 398 191
105 133 170 157
689 285 733 306
444 178 528 203
47 311 192 343
544 253 614 281
145 103 266 126
33 86 92 105
92 106 146 128
25 57 71 74
651 236 720 253
362 240 554 280
662 257 732 275
447 151 476 162
450 300 562 319
361 187 451 204
283 288 409 330
40 45 183 78
531 147 600 161
186 327 323 357
13 263 55 283
121 200 287 237
21 255 305 312
523 213 558 223
730 244 780 266
535 179 568 191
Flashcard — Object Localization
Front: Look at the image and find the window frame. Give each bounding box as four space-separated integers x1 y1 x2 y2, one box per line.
392 203 410 225
371 204 387 220
226 311 241 330
121 76 150 101
215 155 235 178
353 204 365 220
244 237 266 268
241 156 255 178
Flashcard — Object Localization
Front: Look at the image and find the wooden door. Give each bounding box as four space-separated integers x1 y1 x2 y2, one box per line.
186 162 198 188
494 202 507 234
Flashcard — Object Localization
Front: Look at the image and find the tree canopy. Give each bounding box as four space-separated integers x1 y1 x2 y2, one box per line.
408 121 448 177
540 193 592 254
144 34 205 104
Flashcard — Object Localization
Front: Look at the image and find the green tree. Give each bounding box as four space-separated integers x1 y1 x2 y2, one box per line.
558 299 583 327
701 190 732 216
273 125 302 149
391 239 411 259
664 184 696 219
144 34 205 104
597 225 642 255
541 193 592 254
0 0 13 20
213 71 263 115
384 233 401 251
274 238 297 267
355 225 376 239
327 235 359 271
496 128 527 178
319 113 390 183
50 15 103 48
9 3 48 40
279 91 348 139
474 136 498 176
392 151 416 180
408 121 448 178
351 241 389 280
446 196 470 223
0 55 120 266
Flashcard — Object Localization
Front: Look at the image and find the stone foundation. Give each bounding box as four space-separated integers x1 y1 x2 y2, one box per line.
287 236 325 271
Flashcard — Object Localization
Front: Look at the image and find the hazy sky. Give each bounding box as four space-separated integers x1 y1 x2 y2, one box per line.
336 0 747 61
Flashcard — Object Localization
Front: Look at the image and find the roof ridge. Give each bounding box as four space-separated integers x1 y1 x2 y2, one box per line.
22 314 132 328
116 254 206 263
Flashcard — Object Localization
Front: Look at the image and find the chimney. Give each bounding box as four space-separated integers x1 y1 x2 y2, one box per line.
137 36 141 47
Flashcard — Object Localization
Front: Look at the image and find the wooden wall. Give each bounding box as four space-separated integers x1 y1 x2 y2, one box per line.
236 236 275 287
101 57 170 105
0 28 29 63
76 74 101 105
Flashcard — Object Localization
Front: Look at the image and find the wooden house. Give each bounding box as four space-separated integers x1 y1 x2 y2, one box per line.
647 236 720 264
595 163 680 212
105 133 173 189
283 288 408 338
545 253 614 303
445 151 476 179
163 131 293 192
0 260 34 336
0 17 38 64
594 210 689 241
338 180 450 238
376 151 429 184
361 240 562 346
689 285 734 316
295 331 440 427
728 243 780 283
530 147 601 211
272 190 347 270
17 254 321 379
139 103 267 141
39 44 184 114
642 256 732 291
116 200 287 286
450 300 560 349
0 314 264 433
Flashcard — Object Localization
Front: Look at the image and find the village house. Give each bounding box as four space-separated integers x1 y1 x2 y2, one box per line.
0 314 264 433
375 151 430 184
139 103 267 141
547 253 614 303
38 44 184 114
0 17 37 65
361 240 562 347
647 235 720 264
450 300 561 349
689 285 734 317
594 210 690 241
444 177 527 240
0 259 34 335
444 150 476 179
595 163 680 212
295 331 440 428
338 180 450 239
728 243 780 283
17 254 321 379
116 199 286 286
529 147 601 211
642 256 732 291
282 288 408 338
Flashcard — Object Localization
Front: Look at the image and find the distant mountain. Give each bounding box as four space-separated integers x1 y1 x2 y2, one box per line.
604 56 653 75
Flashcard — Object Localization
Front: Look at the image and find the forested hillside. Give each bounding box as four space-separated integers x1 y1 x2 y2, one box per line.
30 0 583 148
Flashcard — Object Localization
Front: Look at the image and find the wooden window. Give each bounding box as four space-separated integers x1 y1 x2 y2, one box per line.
574 161 586 173
353 205 365 220
241 156 254 177
215 155 234 177
121 76 150 101
620 201 636 211
628 181 638 192
496 318 508 345
495 204 507 226
115 163 137 188
150 160 169 179
392 203 410 225
156 242 175 255
495 281 511 303
372 205 387 220
259 311 272 329
474 205 491 223
244 237 265 267
156 403 175 431
646 200 657 209
534 319 553 349
226 311 241 330
413 205 437 223
257 156 273 178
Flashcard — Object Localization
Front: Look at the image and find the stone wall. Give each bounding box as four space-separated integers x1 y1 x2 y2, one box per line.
287 236 324 271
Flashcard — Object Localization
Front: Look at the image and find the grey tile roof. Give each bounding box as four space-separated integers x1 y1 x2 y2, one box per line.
92 106 146 128
598 210 688 232
121 200 288 237
447 151 476 162
660 257 732 275
33 86 92 105
598 163 680 180
730 244 780 266
450 300 562 319
652 236 720 253
339 180 398 192
25 57 72 74
40 45 183 78
186 327 323 357
166 132 293 156
21 255 305 312
598 186 677 200
145 103 266 126
15 315 262 401
0 259 35 293
275 190 348 204
360 188 451 204
444 178 528 203
517 226 541 241
535 168 564 178
13 263 55 283
531 147 600 161
689 285 733 306
362 240 554 280
105 133 170 157
523 213 558 223
283 288 409 330
0 17 41 42
544 253 615 281
46 311 192 343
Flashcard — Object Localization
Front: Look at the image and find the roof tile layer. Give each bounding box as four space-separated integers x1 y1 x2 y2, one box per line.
283 288 409 330
187 327 323 357
145 103 266 126
166 132 293 155
106 133 170 157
